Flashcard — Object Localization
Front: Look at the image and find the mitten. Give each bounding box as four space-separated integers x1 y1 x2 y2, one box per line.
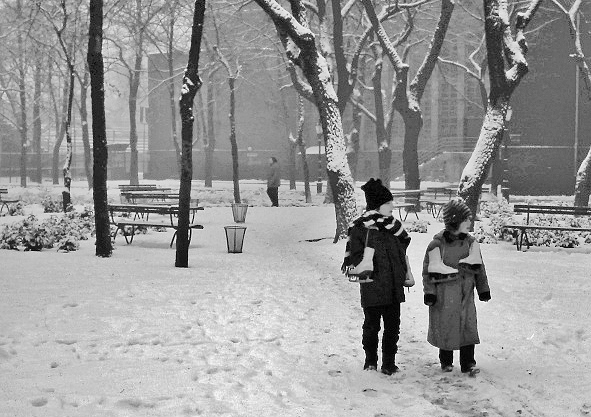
478 291 491 302
424 294 437 306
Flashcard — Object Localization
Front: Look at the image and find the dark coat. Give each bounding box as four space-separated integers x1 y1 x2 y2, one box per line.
267 162 280 188
422 231 490 350
348 223 408 308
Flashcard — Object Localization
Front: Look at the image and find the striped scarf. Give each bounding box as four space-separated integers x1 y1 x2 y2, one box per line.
342 211 411 270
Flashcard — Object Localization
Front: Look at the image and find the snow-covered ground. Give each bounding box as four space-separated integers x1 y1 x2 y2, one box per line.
0 180 590 416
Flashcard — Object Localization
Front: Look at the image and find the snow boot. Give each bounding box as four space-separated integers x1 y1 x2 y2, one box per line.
459 241 483 271
381 354 399 375
427 248 458 276
441 364 454 372
364 352 378 371
348 247 374 283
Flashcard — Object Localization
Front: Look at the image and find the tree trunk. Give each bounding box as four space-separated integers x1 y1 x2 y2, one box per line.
228 77 240 204
62 67 75 212
458 0 542 219
204 72 216 187
253 0 357 241
80 71 93 189
128 0 144 185
459 102 507 215
16 0 27 188
347 87 363 183
128 69 140 185
400 103 422 192
53 82 69 184
176 0 205 268
574 148 591 206
88 0 113 257
371 54 391 187
296 95 311 203
33 55 42 184
167 14 182 174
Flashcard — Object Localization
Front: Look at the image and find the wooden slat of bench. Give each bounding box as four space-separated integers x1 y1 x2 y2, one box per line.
503 224 591 232
513 205 591 215
114 221 203 246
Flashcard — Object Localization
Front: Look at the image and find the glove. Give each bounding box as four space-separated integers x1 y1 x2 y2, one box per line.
478 291 491 302
424 294 437 306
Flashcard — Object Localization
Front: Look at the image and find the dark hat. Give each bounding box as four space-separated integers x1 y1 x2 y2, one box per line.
442 198 472 230
361 178 393 210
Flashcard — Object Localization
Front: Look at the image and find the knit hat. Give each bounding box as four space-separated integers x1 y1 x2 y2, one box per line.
361 178 393 210
442 198 472 230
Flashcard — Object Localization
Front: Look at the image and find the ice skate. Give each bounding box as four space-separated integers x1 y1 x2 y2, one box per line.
427 248 458 277
347 247 374 284
459 241 483 271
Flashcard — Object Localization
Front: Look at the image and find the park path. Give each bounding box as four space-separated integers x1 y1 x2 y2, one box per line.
0 206 587 416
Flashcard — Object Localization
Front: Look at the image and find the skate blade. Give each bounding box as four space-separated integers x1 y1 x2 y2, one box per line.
349 276 374 284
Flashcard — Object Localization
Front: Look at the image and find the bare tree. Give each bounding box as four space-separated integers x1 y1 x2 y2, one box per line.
458 0 543 218
548 0 591 206
88 0 112 257
362 0 454 192
108 0 164 185
175 0 206 268
253 0 357 241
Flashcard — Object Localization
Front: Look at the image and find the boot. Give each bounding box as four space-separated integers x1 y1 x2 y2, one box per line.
427 248 458 276
459 241 483 270
348 247 374 283
381 354 399 375
364 351 378 371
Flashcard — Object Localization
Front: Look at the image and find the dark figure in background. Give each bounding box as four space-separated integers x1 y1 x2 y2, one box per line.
267 157 280 207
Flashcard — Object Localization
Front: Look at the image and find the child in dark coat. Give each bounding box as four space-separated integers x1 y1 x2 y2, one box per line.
422 198 490 375
343 178 415 375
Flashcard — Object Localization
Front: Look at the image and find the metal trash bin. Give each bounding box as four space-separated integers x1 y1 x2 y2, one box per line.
224 225 247 253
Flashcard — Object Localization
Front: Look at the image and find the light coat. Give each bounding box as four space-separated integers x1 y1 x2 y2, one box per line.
422 231 490 350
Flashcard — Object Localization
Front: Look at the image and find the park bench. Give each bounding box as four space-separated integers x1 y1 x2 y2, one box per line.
421 185 455 218
391 189 421 221
0 188 20 213
108 203 204 246
119 189 175 203
503 204 591 251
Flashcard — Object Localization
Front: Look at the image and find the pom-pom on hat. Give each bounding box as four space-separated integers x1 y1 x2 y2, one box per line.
442 198 472 230
361 178 393 210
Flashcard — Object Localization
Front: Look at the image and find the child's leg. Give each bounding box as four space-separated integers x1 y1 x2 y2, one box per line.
381 303 401 374
460 344 476 372
362 306 381 369
439 349 454 371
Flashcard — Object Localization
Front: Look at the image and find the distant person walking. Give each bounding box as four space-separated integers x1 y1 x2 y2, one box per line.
267 157 280 207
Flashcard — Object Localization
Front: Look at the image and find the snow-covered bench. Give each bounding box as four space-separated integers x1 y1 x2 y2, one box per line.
503 204 591 250
0 188 20 213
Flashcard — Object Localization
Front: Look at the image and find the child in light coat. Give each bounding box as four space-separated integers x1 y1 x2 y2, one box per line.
422 198 490 375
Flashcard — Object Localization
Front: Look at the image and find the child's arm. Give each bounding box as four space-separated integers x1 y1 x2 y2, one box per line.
475 260 491 301
422 241 439 305
404 255 415 287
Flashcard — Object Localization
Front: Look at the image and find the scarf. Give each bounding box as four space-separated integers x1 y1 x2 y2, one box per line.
342 210 411 270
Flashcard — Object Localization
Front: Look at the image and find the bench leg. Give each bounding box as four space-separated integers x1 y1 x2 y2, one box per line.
170 229 193 248
123 226 135 244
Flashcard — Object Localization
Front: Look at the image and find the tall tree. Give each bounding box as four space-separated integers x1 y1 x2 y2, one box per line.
458 0 543 218
549 0 591 206
253 0 357 241
88 0 112 257
176 0 206 267
362 0 454 192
